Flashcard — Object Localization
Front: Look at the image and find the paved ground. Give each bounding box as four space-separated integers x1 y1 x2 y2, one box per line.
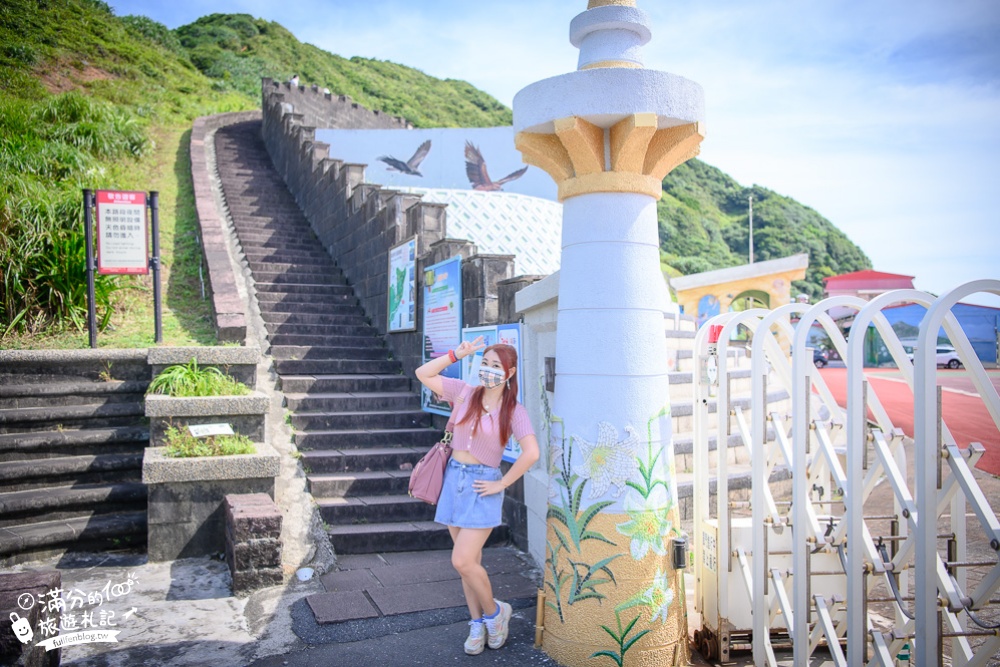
821 367 1000 474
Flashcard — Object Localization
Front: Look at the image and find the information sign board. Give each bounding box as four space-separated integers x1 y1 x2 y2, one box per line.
96 190 148 275
421 255 463 416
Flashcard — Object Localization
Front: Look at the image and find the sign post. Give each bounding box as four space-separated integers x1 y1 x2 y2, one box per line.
84 189 160 346
149 191 162 343
83 189 98 349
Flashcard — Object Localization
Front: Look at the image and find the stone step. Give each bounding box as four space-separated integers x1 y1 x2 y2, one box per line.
672 390 791 435
664 313 697 333
326 521 508 554
0 482 147 527
0 453 143 491
0 511 147 563
242 251 337 266
675 465 792 524
270 345 387 361
275 359 400 376
269 333 383 348
0 425 149 460
294 427 441 450
0 354 150 384
0 380 148 409
266 322 379 338
258 301 363 316
291 409 431 432
308 470 410 497
261 311 369 327
285 391 420 412
300 447 427 473
245 259 340 274
240 239 327 253
252 271 346 286
228 215 310 228
255 291 358 306
279 374 411 394
667 369 752 402
317 494 435 524
0 402 146 434
254 282 353 296
236 231 321 244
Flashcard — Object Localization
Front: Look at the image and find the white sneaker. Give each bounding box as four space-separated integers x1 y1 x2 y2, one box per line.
484 599 512 649
464 619 486 655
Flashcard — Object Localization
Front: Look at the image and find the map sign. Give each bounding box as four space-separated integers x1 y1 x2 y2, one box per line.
387 237 417 332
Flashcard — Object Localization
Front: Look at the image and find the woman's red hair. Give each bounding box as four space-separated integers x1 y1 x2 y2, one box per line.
456 344 519 446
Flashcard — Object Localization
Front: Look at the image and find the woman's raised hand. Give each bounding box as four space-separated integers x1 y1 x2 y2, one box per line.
455 336 486 359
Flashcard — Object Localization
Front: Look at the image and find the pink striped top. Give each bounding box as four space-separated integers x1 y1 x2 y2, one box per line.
439 377 535 468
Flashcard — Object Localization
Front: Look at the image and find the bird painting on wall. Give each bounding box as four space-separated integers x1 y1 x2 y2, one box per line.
464 141 528 191
378 140 431 176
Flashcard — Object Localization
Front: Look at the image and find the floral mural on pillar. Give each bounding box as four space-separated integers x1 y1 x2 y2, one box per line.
540 378 684 664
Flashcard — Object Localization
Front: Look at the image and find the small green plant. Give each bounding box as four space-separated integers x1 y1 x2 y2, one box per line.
98 361 114 382
163 426 255 458
146 358 250 397
592 610 650 667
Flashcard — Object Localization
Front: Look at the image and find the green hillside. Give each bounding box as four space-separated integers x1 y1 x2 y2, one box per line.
0 0 869 345
660 159 871 301
174 14 511 128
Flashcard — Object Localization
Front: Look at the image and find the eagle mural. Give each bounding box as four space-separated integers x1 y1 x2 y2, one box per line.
378 140 431 176
464 141 528 191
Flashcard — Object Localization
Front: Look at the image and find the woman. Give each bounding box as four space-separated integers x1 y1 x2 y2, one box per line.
415 337 540 655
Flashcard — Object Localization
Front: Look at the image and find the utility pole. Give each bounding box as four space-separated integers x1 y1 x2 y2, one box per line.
748 194 754 264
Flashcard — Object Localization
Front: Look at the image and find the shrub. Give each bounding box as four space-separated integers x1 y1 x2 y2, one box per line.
163 426 255 458
146 358 251 397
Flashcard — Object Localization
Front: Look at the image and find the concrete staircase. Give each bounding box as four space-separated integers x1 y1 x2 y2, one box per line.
213 120 508 554
0 353 149 565
662 315 792 523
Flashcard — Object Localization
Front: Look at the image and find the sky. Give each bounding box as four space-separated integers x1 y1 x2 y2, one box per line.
111 0 1000 307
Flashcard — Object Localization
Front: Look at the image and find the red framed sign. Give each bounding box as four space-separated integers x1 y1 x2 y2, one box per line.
96 190 148 275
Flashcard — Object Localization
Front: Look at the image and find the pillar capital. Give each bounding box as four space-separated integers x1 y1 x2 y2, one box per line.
515 115 703 201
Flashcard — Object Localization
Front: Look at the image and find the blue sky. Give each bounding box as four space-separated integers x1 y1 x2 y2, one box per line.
111 0 1000 306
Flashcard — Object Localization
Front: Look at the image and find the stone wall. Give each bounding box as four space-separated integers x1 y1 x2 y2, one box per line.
258 78 517 383
190 110 263 343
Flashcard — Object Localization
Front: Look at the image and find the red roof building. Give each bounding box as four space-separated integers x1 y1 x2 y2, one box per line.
823 270 915 300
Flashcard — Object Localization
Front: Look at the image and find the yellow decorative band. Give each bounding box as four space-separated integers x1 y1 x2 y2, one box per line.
587 0 636 7
580 59 643 70
558 172 663 201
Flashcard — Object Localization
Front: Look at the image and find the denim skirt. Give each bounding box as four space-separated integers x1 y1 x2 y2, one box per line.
434 458 504 529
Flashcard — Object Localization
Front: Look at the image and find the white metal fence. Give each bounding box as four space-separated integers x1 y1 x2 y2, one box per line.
692 281 1000 666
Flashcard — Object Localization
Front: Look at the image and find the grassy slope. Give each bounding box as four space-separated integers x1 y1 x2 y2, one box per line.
0 0 252 348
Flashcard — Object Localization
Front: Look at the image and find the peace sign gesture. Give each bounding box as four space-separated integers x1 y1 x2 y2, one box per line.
455 336 487 360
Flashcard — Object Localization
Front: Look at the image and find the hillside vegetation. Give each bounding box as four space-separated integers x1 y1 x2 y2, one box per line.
0 0 869 345
660 160 871 301
174 13 511 128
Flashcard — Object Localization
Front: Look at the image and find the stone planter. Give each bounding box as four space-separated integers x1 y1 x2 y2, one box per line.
142 442 280 561
144 392 269 446
147 345 260 389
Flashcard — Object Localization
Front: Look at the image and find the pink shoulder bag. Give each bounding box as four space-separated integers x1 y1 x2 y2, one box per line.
408 407 459 505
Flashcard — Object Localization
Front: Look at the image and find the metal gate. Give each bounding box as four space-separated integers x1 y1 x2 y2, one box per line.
692 281 1000 666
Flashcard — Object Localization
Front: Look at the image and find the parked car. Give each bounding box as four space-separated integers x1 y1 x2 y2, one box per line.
905 345 963 369
812 348 829 368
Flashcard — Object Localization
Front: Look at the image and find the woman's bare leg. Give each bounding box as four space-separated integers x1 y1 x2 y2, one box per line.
449 526 497 618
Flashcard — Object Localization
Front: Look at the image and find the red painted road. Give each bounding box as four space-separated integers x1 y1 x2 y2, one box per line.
819 367 1000 476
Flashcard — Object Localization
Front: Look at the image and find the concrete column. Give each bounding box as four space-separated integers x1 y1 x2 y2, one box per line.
513 2 704 665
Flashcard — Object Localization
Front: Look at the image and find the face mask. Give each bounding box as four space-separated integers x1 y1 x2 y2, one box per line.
478 365 506 389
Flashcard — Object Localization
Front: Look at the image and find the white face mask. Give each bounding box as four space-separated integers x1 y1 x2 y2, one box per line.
478 365 506 389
